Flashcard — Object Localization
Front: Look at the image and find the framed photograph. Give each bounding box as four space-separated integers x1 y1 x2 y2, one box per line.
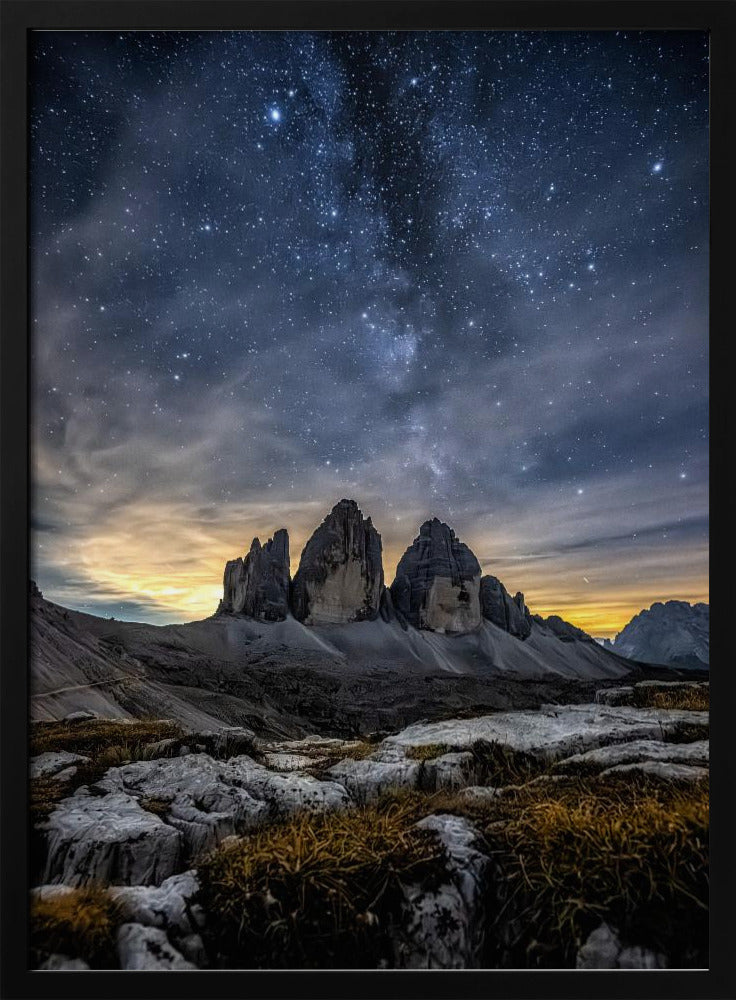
2 2 734 998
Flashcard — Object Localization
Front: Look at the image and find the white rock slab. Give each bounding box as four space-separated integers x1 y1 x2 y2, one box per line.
555 739 709 773
31 751 91 781
326 757 421 802
382 704 708 762
41 790 182 887
110 870 203 939
98 752 349 857
600 761 709 782
116 923 198 970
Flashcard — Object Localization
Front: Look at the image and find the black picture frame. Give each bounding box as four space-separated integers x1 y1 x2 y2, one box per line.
2 2 734 998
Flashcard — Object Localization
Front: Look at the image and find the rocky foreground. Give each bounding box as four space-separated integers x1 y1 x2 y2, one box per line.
30 680 709 971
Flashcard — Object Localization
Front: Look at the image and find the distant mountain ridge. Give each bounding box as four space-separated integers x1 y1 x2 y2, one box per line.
216 498 595 644
31 498 701 730
608 601 709 669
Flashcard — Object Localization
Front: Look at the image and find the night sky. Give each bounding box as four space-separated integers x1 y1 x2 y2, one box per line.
31 31 709 636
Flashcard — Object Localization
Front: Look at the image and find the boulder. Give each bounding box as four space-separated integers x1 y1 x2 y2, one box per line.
390 519 481 634
116 923 198 971
31 751 91 782
396 814 488 969
326 755 421 803
425 751 479 791
291 499 384 624
479 576 532 639
62 710 99 723
110 870 204 940
41 790 182 887
576 922 667 969
218 529 290 621
38 954 91 971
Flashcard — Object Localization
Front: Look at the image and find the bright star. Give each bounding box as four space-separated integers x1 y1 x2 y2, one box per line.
652 161 663 173
269 107 281 122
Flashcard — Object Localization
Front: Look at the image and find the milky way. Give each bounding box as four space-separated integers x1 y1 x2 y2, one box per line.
30 31 709 634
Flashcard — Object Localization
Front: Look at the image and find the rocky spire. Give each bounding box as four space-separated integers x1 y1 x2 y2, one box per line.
218 528 290 621
291 499 384 625
479 575 532 640
390 518 481 634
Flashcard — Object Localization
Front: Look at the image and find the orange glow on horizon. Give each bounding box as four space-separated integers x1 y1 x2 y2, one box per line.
36 500 708 639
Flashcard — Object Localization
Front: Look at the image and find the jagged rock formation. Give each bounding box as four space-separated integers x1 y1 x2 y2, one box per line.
533 614 594 643
610 601 709 668
480 576 532 640
291 499 384 625
218 529 290 621
390 519 481 634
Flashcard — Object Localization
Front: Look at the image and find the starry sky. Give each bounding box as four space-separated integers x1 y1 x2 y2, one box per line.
30 30 709 637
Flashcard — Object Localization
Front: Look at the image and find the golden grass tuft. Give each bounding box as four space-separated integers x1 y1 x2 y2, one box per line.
30 776 70 826
30 886 121 967
405 742 451 762
480 775 709 967
469 739 546 786
30 718 183 758
196 798 448 968
635 686 709 712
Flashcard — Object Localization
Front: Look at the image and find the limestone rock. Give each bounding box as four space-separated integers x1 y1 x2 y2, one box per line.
554 738 709 774
396 814 488 969
38 954 91 971
599 761 708 782
219 529 290 621
390 518 481 634
41 790 182 887
576 922 667 969
382 703 708 763
62 710 99 723
110 871 204 940
98 752 349 858
424 752 479 791
291 499 384 625
31 751 91 782
326 755 421 803
116 923 198 970
479 576 532 639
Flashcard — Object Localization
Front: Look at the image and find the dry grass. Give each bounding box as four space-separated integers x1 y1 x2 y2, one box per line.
196 798 448 968
30 776 70 826
469 739 547 787
634 686 709 712
30 886 121 968
478 775 709 967
307 740 377 779
31 718 183 758
138 795 171 817
361 776 708 968
405 742 451 762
